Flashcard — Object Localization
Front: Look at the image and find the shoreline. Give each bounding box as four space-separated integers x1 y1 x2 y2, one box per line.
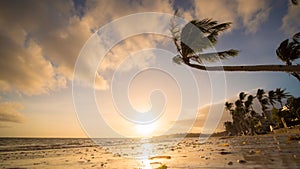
1 133 300 168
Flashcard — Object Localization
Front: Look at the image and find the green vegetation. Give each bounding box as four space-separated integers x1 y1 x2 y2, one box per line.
224 88 300 136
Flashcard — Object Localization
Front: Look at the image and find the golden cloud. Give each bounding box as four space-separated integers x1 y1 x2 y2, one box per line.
193 0 271 34
282 2 300 35
0 102 26 123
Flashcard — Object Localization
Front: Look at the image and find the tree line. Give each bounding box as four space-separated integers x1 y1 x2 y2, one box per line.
224 88 300 136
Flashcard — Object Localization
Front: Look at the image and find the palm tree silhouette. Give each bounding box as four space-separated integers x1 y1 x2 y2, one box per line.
276 32 300 81
225 102 234 112
170 14 300 81
245 95 255 112
225 92 260 135
225 101 242 133
256 89 269 113
275 88 290 107
268 90 277 109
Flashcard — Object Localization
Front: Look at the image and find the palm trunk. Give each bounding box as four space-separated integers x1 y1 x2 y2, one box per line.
281 117 288 128
185 62 300 72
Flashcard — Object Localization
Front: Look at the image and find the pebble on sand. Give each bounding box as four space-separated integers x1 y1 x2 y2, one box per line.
220 151 232 155
148 156 171 160
237 160 247 164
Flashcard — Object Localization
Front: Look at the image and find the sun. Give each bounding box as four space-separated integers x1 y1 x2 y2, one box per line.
135 123 157 137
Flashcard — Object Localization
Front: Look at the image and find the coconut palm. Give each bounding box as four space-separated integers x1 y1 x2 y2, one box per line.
170 15 300 81
245 95 255 112
225 101 243 133
256 89 265 100
171 16 238 65
224 93 259 135
239 92 247 102
286 97 300 120
225 102 234 113
268 90 277 109
275 88 290 107
256 89 269 113
244 94 257 135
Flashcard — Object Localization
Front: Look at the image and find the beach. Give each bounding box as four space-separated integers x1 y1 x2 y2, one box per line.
1 133 300 169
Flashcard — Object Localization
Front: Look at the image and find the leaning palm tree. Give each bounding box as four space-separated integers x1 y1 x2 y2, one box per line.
170 13 300 81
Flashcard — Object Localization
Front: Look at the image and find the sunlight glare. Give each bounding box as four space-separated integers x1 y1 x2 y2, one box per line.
135 123 157 137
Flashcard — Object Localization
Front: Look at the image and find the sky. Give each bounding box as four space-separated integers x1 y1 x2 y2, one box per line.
0 0 299 138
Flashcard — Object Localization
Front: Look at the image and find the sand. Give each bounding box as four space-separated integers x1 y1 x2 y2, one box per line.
1 133 300 168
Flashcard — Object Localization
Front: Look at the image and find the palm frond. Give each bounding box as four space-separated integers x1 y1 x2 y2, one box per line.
293 32 300 43
276 32 300 65
190 49 239 63
276 39 290 64
289 42 300 61
180 28 210 57
223 49 239 56
225 102 233 111
291 0 298 5
193 19 218 33
169 15 181 40
211 22 232 32
207 31 218 45
239 92 247 101
247 95 255 102
172 55 183 65
256 89 265 100
268 90 277 107
261 98 269 105
180 19 236 58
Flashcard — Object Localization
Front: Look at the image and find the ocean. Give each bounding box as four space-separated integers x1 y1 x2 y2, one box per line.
0 137 179 158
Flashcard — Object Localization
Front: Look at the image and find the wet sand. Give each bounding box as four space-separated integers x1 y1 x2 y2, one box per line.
1 133 300 168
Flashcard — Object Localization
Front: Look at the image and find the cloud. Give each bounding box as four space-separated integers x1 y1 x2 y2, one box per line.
236 0 271 34
193 0 271 34
0 1 75 95
0 37 66 95
0 0 175 94
193 0 237 25
0 102 26 123
99 35 160 72
0 0 274 95
281 3 300 35
174 102 231 133
94 72 109 90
